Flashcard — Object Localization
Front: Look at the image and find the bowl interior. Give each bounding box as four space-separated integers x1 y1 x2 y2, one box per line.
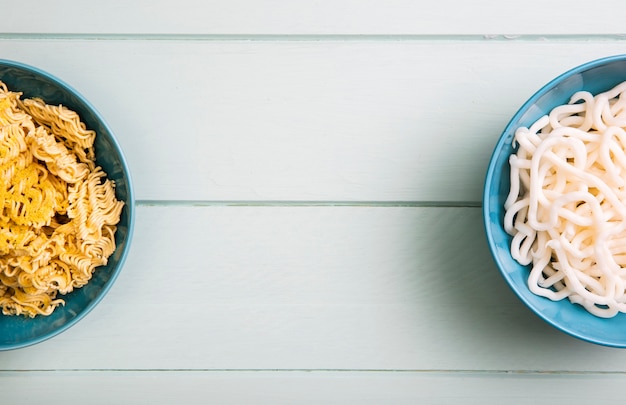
484 55 626 347
0 60 134 350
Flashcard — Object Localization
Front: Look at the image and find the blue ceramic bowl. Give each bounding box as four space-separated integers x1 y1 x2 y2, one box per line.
484 55 626 347
0 60 134 350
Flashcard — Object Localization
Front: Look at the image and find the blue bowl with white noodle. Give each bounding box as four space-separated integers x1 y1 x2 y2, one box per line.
0 60 134 350
484 54 626 347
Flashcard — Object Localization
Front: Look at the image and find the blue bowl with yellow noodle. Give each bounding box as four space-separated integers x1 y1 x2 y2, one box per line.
0 59 134 350
483 54 626 347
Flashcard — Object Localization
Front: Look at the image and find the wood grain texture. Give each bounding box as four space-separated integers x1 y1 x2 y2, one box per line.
2 370 626 404
4 1 626 400
1 39 625 201
3 0 626 35
1 206 625 372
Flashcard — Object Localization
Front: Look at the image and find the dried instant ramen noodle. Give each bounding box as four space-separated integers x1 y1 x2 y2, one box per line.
0 81 123 317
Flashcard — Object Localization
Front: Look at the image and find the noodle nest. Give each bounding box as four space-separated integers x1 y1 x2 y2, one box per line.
505 80 626 318
0 80 123 318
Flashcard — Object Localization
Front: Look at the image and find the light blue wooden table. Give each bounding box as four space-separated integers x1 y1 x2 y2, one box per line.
3 1 626 403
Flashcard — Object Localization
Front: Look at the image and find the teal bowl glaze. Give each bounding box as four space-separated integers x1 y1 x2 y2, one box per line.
0 60 134 350
484 55 626 347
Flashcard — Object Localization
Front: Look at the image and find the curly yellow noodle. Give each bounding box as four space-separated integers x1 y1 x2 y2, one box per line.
68 167 123 243
28 125 89 183
18 97 96 168
0 80 123 318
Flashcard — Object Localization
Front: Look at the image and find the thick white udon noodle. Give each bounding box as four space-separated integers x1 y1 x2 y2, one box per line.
505 81 626 318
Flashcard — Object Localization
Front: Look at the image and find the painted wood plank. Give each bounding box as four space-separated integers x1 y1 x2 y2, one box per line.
3 0 626 36
1 39 624 202
1 206 625 371
1 370 624 404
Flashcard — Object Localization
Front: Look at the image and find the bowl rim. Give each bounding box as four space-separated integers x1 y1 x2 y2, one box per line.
483 54 626 347
0 59 135 350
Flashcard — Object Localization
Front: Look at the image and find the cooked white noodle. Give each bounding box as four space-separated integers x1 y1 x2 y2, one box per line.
505 81 626 318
